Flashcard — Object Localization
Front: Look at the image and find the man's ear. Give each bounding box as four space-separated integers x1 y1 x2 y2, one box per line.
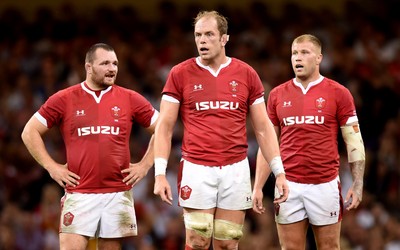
85 62 91 73
221 34 230 46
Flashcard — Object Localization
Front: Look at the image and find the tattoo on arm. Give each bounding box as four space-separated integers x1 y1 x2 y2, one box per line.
349 160 365 201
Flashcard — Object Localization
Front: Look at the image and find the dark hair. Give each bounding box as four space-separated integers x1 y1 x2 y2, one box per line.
194 10 228 36
85 43 114 63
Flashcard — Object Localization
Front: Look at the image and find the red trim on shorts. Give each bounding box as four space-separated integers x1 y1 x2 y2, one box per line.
338 180 343 222
177 160 184 207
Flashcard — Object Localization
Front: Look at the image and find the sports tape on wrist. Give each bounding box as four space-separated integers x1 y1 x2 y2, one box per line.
270 156 285 177
154 157 168 176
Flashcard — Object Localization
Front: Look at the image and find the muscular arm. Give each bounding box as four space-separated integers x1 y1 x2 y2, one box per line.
122 119 157 186
250 103 288 213
341 122 366 210
153 99 180 204
21 115 80 188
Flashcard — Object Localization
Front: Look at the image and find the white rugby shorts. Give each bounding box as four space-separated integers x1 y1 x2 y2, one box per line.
274 176 343 225
60 190 137 238
178 158 252 210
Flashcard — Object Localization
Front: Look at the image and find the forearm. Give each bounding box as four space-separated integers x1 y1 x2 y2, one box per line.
255 124 280 163
138 135 155 170
253 148 272 191
349 160 365 198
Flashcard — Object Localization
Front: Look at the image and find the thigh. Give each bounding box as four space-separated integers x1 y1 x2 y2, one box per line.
97 238 123 250
59 232 89 250
312 222 341 250
275 180 307 224
217 158 252 210
99 190 137 238
178 160 219 209
276 220 309 250
303 177 343 226
60 193 101 237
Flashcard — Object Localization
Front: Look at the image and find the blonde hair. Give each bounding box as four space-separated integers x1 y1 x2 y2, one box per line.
193 10 228 36
293 34 322 53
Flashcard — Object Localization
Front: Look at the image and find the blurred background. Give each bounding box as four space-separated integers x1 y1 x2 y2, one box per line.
0 0 399 249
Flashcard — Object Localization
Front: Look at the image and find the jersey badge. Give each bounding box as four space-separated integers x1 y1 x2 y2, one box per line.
180 185 192 200
111 106 121 120
63 212 74 226
315 97 326 109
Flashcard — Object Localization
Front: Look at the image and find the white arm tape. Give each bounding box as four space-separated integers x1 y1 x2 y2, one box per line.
154 158 168 176
341 124 365 162
270 156 285 177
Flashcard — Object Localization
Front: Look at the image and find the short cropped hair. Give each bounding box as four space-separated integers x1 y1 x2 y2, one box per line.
85 43 114 63
293 34 322 53
194 10 228 36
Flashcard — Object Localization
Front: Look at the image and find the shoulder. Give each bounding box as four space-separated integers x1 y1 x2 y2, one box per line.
230 57 256 72
322 77 352 95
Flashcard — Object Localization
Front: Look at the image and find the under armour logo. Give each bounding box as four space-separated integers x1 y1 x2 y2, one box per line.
246 196 252 202
283 101 292 107
194 84 203 91
330 211 337 217
76 110 85 116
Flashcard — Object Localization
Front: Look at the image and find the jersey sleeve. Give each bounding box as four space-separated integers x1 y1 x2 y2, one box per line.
336 86 357 126
130 92 156 128
248 68 265 105
162 65 182 101
37 91 66 128
266 88 280 126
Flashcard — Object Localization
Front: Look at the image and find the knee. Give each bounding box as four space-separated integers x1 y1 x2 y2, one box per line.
213 219 243 241
184 212 214 249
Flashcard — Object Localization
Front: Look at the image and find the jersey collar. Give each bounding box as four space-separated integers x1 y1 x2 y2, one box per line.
293 75 324 94
81 82 112 103
195 57 232 77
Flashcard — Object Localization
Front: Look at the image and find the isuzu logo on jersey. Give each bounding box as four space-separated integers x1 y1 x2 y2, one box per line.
315 97 326 109
283 115 325 126
195 101 239 111
77 126 120 136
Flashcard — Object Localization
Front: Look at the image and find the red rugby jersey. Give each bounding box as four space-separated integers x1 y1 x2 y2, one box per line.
163 57 264 166
36 82 156 193
267 76 357 184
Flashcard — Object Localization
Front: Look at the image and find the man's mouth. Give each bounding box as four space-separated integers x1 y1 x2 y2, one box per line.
295 64 303 69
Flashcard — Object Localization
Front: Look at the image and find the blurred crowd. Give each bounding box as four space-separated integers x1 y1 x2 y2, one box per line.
0 0 400 249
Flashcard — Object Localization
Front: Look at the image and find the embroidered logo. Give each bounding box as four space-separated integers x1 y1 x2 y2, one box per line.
283 101 292 107
193 84 203 91
229 81 238 92
76 110 85 116
111 106 121 119
315 97 326 109
180 185 192 200
63 212 74 226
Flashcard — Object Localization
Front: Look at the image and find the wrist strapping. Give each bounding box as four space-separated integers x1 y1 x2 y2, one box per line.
270 156 285 177
154 157 168 176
